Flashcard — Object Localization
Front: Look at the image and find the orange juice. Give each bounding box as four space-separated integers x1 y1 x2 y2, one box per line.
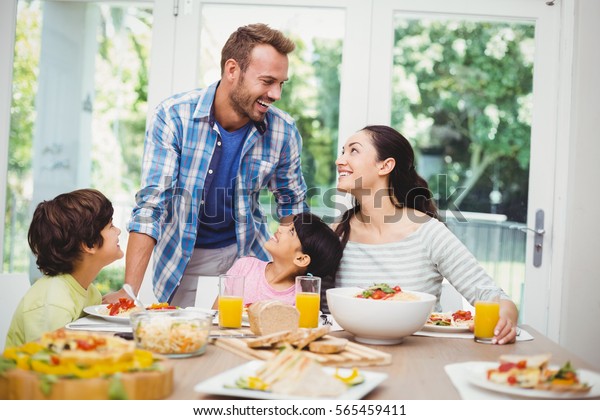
296 292 320 328
474 301 500 341
218 296 243 328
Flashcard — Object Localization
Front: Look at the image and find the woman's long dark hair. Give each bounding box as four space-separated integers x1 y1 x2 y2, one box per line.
335 125 438 249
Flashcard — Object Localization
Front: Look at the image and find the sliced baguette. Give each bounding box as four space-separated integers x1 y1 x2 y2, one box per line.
246 330 299 349
291 326 331 349
308 337 348 354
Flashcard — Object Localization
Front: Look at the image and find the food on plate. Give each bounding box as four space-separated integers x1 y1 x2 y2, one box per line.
427 310 474 327
229 345 362 397
103 298 141 317
0 329 172 399
246 326 332 350
354 283 419 301
334 367 365 386
131 310 210 356
146 302 178 311
247 300 300 336
486 353 591 392
101 300 179 318
309 337 348 354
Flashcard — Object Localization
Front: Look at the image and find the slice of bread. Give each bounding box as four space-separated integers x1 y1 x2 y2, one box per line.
291 326 331 349
246 330 299 349
308 337 348 354
248 300 300 336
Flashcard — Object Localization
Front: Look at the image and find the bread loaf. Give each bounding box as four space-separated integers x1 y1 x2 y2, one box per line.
248 300 300 336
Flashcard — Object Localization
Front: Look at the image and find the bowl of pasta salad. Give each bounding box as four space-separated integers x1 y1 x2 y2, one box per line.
130 309 211 358
326 284 435 345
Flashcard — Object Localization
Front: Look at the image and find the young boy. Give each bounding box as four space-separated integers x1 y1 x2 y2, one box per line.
214 212 343 311
5 189 124 348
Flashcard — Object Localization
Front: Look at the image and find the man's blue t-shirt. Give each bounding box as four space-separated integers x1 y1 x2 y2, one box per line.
195 121 250 249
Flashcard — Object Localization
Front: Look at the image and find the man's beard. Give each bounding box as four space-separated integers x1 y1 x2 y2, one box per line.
229 76 265 123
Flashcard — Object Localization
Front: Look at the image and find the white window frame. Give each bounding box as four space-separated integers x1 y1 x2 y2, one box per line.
0 0 18 270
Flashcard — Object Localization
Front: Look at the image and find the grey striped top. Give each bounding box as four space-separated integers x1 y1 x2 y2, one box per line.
335 217 509 311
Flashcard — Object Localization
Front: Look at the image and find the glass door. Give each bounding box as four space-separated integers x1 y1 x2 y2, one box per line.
369 0 561 335
154 0 562 336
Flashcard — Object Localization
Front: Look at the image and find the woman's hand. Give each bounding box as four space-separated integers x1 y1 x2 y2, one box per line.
492 315 518 344
467 299 519 344
493 299 520 344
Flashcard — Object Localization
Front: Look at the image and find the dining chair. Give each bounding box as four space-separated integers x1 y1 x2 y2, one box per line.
137 259 159 305
0 273 31 350
440 280 474 313
194 276 219 309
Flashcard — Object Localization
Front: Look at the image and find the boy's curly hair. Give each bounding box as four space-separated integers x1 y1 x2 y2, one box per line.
28 189 114 276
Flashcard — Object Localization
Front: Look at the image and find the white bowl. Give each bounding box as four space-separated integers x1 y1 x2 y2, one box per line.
326 287 436 345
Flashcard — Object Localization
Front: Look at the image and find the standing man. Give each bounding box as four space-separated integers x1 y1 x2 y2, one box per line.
103 24 308 307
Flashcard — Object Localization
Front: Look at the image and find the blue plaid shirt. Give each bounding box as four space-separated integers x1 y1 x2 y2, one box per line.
128 82 308 301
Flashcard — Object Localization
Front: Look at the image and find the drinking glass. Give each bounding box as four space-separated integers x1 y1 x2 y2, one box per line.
295 276 321 328
474 285 501 343
218 274 245 329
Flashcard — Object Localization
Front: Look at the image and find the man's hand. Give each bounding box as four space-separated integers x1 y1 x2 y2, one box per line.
102 288 130 304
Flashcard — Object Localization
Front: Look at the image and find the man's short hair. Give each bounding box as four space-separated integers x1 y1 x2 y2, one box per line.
220 23 295 74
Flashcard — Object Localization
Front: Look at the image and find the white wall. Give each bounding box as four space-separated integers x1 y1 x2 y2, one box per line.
560 0 600 369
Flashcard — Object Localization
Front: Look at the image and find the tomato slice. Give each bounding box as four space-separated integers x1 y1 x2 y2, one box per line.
498 362 516 372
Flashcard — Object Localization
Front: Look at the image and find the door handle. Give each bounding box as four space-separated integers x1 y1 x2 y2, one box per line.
513 226 545 235
509 209 545 267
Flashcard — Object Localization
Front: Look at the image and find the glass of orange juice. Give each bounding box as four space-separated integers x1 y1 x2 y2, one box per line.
474 285 501 343
218 274 245 329
295 276 321 328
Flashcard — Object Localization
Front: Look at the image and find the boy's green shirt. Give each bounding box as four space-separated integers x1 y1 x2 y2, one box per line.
5 274 101 349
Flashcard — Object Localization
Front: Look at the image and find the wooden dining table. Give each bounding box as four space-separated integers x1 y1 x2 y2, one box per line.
166 325 599 400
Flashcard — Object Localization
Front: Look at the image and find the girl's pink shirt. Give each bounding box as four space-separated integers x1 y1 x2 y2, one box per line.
226 257 295 306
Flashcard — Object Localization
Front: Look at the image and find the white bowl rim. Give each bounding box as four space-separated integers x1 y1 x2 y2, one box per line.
326 286 436 302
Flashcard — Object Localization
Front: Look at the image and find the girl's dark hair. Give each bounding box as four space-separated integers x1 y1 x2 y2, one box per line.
28 189 114 276
335 125 439 249
293 212 343 313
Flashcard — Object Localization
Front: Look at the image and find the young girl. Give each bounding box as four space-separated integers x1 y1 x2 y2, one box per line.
5 189 124 348
334 125 519 345
215 212 342 310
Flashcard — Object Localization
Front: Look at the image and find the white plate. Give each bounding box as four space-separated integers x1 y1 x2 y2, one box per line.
83 305 133 324
467 362 600 399
421 324 470 333
194 360 388 400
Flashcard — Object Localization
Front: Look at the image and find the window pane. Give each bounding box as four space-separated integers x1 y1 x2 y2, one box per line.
391 17 535 309
4 1 152 292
